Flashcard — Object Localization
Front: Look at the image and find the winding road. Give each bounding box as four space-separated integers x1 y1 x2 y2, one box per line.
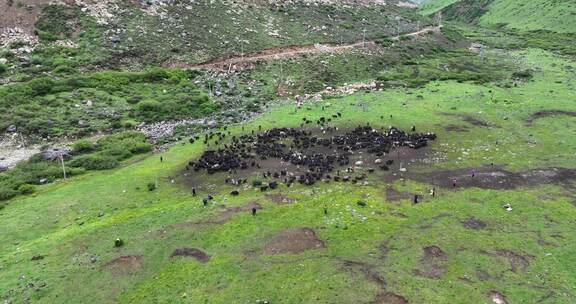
187 26 442 71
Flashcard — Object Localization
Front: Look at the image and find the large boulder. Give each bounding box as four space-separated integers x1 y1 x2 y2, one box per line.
41 147 72 161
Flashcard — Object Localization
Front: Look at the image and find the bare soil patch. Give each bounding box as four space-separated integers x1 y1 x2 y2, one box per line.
476 268 491 281
462 217 487 230
373 292 409 304
526 110 576 125
494 249 531 273
409 167 576 191
183 126 436 192
444 124 470 132
342 260 387 288
413 245 448 279
264 228 325 255
266 193 296 205
157 202 262 236
442 113 498 128
104 255 142 275
170 248 210 263
385 187 416 203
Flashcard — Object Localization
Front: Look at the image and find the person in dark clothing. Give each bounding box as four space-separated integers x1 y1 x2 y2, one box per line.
160 156 163 162
203 197 209 206
413 195 419 204
252 207 257 216
192 188 196 196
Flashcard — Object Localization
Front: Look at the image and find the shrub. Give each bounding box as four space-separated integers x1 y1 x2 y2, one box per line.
0 187 18 201
512 70 533 80
72 139 95 154
126 96 141 104
0 64 7 74
18 184 35 195
28 77 55 96
69 154 119 170
147 182 157 191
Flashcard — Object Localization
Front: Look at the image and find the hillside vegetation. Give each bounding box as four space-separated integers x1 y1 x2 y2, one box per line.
423 0 576 34
480 0 576 33
2 0 576 303
418 0 459 15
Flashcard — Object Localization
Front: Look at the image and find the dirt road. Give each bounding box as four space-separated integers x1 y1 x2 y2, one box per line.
189 26 441 71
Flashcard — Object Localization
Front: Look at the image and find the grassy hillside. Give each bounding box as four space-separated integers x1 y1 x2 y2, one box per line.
1 48 576 303
479 0 576 33
429 0 576 33
418 0 459 15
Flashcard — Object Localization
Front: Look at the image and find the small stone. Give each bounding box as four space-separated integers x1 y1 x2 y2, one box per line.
31 255 44 261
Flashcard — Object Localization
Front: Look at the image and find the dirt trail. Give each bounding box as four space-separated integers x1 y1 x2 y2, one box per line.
188 26 441 71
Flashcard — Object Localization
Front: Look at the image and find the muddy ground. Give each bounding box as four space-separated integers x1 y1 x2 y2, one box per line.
104 255 142 275
170 248 210 263
264 228 325 255
525 110 576 125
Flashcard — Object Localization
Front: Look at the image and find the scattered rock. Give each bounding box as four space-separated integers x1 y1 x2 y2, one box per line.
373 292 409 304
41 147 71 161
488 291 508 304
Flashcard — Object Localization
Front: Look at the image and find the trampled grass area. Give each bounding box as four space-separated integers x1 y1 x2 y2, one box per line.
1 49 576 303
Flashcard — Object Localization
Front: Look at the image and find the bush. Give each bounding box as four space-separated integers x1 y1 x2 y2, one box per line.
147 182 157 191
72 139 95 154
0 64 7 74
18 184 35 195
512 70 533 80
28 77 55 96
0 187 18 201
69 154 119 170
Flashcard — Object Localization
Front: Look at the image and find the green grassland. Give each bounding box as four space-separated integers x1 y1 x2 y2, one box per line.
423 0 576 34
1 48 575 303
418 0 459 15
479 0 576 34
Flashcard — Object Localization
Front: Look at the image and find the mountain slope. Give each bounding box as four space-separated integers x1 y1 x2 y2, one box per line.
418 0 458 15
424 0 576 33
479 0 576 33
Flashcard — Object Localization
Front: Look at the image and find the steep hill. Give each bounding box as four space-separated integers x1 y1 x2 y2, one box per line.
1 0 430 69
418 0 458 15
421 0 576 33
479 0 576 33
